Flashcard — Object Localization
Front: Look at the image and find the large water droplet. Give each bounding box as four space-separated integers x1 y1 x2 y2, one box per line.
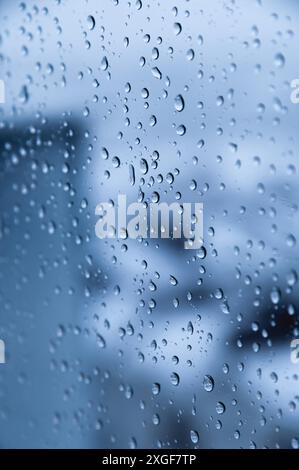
203 375 214 392
100 56 109 71
216 402 225 414
170 372 180 386
87 15 96 30
174 94 185 112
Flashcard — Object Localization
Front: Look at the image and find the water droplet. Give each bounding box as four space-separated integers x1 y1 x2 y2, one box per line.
152 413 160 425
203 375 214 392
149 115 157 127
220 302 230 315
190 430 199 444
19 85 29 104
274 53 285 68
140 158 148 175
216 402 226 415
174 94 185 112
287 270 297 286
100 56 109 71
187 321 194 335
129 164 135 186
291 437 299 449
152 383 161 396
270 372 278 383
173 22 182 35
141 88 149 99
176 125 186 136
169 275 178 286
101 147 109 160
151 192 160 203
96 334 106 349
112 156 120 168
214 288 223 300
151 67 162 79
216 96 224 107
286 234 296 247
186 49 195 61
170 372 180 386
270 288 280 305
197 34 204 45
87 15 96 31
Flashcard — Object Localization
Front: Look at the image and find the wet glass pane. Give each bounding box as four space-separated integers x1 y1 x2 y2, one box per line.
0 0 298 450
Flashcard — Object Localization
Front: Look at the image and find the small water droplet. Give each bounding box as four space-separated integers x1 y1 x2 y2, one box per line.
129 164 135 186
151 67 162 79
190 430 199 444
274 52 285 68
152 383 161 396
173 22 182 36
176 125 186 136
291 437 299 449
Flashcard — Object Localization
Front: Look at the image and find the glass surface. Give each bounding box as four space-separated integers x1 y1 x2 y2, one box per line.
0 0 298 449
